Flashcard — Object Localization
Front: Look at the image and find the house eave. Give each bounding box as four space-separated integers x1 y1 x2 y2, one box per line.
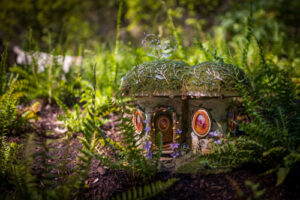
123 91 240 98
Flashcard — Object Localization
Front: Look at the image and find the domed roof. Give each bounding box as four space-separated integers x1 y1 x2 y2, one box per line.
120 60 248 97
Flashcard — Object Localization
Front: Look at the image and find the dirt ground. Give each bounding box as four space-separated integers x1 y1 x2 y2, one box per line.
6 104 300 200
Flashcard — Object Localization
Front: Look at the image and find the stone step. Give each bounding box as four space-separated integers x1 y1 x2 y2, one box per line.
160 157 173 161
162 144 171 148
151 144 172 151
162 146 172 151
161 150 173 154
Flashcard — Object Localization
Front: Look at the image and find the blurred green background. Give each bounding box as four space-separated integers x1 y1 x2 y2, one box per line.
0 0 299 100
0 0 299 49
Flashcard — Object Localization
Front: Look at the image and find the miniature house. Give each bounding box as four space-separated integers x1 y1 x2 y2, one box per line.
120 60 248 154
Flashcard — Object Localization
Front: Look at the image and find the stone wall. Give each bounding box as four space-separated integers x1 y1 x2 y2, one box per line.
188 97 231 152
136 97 183 146
135 96 234 152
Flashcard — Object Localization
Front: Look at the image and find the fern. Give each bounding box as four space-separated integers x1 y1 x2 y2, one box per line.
0 137 21 188
94 101 161 180
0 134 41 200
72 64 102 196
56 97 83 133
0 76 28 135
205 63 299 183
11 135 39 200
112 178 179 200
203 16 299 183
45 64 106 199
203 137 264 168
57 81 163 181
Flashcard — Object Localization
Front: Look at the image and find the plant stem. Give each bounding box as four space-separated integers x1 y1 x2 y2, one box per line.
113 0 123 85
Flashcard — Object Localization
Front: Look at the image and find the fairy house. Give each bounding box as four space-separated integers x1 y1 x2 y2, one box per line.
120 60 248 154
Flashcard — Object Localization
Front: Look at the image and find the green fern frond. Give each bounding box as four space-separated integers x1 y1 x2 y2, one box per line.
112 178 179 200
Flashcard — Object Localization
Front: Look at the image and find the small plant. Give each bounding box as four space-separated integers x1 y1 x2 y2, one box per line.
142 33 177 60
226 176 265 200
94 102 162 180
0 137 23 198
203 136 264 169
245 180 265 200
0 49 40 135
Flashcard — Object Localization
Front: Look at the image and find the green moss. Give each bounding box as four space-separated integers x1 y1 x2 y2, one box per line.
120 60 248 96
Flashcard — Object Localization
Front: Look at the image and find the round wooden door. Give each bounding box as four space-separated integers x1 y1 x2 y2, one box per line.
155 114 173 144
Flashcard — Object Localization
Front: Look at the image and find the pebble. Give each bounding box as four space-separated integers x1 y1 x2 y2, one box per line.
97 167 106 175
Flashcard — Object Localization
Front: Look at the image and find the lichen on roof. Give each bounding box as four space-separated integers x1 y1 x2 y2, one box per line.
120 59 248 97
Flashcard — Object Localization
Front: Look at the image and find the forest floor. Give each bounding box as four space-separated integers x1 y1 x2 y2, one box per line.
6 103 300 200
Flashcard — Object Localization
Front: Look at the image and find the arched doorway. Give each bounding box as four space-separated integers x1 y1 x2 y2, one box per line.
154 113 173 144
152 107 177 145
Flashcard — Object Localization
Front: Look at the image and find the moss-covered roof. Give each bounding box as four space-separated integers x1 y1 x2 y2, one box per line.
120 60 248 97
